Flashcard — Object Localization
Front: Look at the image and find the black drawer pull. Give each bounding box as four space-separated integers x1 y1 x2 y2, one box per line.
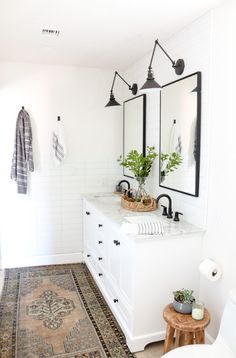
98 273 103 277
98 257 103 261
98 240 103 244
98 224 103 227
114 240 120 246
86 211 90 215
113 299 118 303
87 254 91 257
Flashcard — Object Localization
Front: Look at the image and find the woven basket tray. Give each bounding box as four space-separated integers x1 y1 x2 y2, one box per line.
121 195 157 212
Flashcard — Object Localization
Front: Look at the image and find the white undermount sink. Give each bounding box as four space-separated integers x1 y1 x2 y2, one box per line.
93 194 121 204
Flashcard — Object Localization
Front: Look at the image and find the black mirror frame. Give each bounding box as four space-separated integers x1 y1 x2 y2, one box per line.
159 71 201 197
123 94 146 178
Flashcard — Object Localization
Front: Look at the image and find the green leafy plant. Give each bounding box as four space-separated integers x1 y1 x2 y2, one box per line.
173 289 195 304
118 146 158 178
161 152 182 178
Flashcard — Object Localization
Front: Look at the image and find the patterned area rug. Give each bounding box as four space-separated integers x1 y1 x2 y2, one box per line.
0 263 135 358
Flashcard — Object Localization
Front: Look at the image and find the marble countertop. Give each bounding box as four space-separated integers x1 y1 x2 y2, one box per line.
82 193 204 239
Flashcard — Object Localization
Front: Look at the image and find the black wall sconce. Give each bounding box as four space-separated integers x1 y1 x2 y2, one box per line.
105 71 138 107
140 39 185 91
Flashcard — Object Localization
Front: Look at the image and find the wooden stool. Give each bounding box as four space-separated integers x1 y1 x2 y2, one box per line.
163 304 210 354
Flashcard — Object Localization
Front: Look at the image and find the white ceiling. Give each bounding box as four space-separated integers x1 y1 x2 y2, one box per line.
0 0 227 70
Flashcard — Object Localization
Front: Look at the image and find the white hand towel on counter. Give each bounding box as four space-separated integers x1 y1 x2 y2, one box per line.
121 219 164 235
52 121 66 165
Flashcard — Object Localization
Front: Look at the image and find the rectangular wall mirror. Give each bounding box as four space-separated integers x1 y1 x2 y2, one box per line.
160 72 201 196
123 94 146 178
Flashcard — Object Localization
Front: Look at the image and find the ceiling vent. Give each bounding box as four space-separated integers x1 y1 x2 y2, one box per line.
42 29 60 36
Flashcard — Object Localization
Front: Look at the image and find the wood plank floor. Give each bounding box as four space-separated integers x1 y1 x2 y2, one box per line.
136 341 164 358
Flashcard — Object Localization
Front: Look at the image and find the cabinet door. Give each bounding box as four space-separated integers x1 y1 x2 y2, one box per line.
103 272 132 327
106 225 122 288
94 218 110 272
83 200 109 271
119 237 134 304
103 224 134 304
83 202 95 253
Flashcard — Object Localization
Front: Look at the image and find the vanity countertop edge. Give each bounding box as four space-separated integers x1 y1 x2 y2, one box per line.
82 193 205 241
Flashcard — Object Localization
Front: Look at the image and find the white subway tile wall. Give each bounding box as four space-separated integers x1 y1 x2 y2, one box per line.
0 63 123 267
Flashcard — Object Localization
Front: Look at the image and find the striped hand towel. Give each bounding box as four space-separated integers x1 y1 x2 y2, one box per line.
121 220 164 235
10 108 34 194
52 121 66 165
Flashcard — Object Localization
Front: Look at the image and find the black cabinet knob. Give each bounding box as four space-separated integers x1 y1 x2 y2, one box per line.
86 211 90 215
113 299 118 303
87 254 91 257
98 257 103 261
98 240 103 244
98 273 103 277
98 224 103 227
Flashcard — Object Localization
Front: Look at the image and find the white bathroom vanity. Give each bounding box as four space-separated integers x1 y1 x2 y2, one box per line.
82 193 204 352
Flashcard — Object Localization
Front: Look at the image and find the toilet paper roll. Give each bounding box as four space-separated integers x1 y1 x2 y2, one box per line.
199 258 222 282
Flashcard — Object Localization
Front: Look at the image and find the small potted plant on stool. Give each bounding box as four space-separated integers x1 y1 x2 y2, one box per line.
173 288 195 314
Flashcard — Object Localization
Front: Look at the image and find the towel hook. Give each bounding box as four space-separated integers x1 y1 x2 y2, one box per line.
22 106 24 110
57 116 61 121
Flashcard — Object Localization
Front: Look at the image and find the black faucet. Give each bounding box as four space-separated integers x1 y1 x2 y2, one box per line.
156 194 173 219
117 180 131 197
118 180 130 190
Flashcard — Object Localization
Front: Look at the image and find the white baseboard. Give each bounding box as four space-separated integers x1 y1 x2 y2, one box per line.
2 252 83 268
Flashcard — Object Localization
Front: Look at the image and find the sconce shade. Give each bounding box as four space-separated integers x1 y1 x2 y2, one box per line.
105 92 120 107
105 71 137 108
140 68 161 91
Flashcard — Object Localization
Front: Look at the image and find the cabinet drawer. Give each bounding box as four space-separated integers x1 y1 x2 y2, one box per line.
83 201 96 219
86 254 106 279
104 273 132 326
96 264 106 285
94 253 107 270
83 202 106 228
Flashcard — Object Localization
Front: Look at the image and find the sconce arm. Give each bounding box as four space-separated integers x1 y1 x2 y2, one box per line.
148 40 158 69
155 39 176 67
110 71 133 92
110 71 138 95
116 71 132 89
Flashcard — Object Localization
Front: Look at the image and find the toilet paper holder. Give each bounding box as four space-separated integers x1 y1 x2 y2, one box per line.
199 258 222 282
